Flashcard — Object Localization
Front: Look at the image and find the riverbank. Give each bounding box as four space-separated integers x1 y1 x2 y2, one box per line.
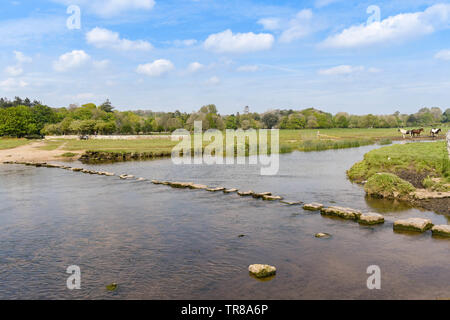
347 141 450 215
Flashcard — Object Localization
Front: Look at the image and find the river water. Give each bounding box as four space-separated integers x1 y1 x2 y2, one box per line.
0 144 448 299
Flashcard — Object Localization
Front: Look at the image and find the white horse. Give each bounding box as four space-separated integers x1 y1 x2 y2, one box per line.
430 128 441 138
398 128 410 139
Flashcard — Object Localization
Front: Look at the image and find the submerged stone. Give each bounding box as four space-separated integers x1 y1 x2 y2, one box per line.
248 264 276 278
190 184 208 190
169 181 193 188
431 225 450 237
262 195 283 201
315 232 331 239
106 283 118 291
358 212 385 225
320 206 362 220
223 188 238 193
206 187 226 192
303 203 324 211
280 200 303 205
393 218 434 232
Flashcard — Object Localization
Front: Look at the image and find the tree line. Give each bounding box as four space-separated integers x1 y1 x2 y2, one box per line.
0 97 449 137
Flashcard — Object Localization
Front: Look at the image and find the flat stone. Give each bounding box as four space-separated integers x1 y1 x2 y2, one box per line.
315 232 331 238
169 182 193 188
320 206 362 220
262 195 283 201
393 218 434 232
413 189 450 199
358 212 385 225
70 168 83 172
151 180 163 184
431 225 450 237
119 174 135 179
248 264 276 278
238 190 254 196
136 177 147 181
189 184 208 190
252 192 272 199
206 187 226 192
280 200 303 205
223 188 238 193
303 203 324 211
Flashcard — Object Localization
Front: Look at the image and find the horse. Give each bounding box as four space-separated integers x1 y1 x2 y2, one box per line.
410 128 424 138
398 128 410 139
430 128 441 138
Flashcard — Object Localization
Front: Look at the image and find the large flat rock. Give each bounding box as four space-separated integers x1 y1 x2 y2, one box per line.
303 203 324 211
358 213 385 225
431 225 450 237
320 206 362 220
393 218 434 232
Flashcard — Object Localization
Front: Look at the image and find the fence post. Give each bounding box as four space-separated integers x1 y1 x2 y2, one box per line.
447 130 450 158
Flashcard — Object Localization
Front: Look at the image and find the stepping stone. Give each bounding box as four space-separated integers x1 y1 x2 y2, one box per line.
315 232 331 239
320 206 362 220
431 225 450 237
169 182 193 188
70 168 83 172
151 180 163 184
136 177 147 181
393 218 434 232
262 195 283 201
119 174 135 179
248 264 276 278
303 203 324 211
189 184 208 190
223 188 238 193
358 212 385 225
280 200 303 205
206 187 226 192
252 192 272 199
238 190 254 196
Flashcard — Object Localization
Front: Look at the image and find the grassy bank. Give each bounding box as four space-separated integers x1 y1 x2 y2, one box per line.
0 138 31 150
348 141 450 192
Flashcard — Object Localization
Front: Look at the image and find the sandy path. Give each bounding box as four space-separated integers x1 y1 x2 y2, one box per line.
0 141 83 163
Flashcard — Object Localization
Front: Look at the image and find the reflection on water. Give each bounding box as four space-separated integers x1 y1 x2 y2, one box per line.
0 144 449 300
364 196 414 213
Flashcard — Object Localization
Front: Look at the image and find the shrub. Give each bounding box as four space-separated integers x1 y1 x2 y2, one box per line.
364 173 415 198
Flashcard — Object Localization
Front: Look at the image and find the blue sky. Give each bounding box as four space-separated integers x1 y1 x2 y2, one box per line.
1 0 450 114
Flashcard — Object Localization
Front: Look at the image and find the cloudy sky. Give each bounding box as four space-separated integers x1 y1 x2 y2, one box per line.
1 0 450 114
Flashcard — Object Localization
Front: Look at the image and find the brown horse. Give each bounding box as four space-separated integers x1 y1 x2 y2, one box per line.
410 128 424 137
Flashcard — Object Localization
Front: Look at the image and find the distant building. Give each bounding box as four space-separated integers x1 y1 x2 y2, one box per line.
244 106 249 114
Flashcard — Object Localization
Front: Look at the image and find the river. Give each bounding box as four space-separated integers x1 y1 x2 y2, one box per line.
0 143 448 299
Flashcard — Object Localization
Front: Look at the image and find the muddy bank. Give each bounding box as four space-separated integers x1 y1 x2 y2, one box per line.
412 198 450 216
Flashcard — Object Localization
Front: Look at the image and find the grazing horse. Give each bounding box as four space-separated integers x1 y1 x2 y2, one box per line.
398 128 410 139
410 128 424 138
430 128 441 138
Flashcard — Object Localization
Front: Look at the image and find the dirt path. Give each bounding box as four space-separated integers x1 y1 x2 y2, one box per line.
0 141 83 163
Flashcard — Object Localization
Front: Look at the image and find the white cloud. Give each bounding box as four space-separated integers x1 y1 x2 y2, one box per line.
173 39 198 47
279 9 314 43
0 78 28 90
318 65 365 75
322 3 450 48
237 65 259 72
93 59 110 69
206 76 220 85
53 50 91 72
187 62 204 73
52 0 155 18
86 27 152 51
14 51 32 64
435 49 450 60
258 18 281 31
204 29 274 53
5 65 23 76
136 59 174 77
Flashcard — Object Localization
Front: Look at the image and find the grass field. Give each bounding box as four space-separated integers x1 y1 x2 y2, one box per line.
0 138 31 150
348 141 449 191
38 127 447 154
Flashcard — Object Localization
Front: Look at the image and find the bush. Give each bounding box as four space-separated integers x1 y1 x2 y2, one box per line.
364 173 415 198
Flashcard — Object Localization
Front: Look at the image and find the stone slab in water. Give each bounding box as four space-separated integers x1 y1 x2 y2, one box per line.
303 203 324 211
190 184 208 190
206 187 225 192
248 264 276 278
393 218 434 232
252 192 272 199
315 232 331 239
223 188 238 193
320 206 361 220
238 191 254 196
262 195 283 201
358 213 385 225
169 182 193 188
431 225 450 237
280 200 303 205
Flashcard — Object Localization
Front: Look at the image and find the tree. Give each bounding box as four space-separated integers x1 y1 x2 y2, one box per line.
262 113 279 129
0 105 37 137
99 99 114 113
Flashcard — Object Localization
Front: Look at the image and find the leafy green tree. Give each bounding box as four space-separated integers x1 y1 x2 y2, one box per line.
0 105 37 137
262 113 279 129
99 99 114 113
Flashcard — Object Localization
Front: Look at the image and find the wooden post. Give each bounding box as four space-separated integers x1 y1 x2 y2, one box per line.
447 130 450 158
